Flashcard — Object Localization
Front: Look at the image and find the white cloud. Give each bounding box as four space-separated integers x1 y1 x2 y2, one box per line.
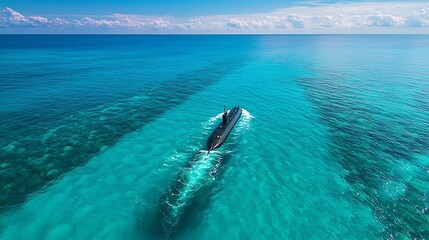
287 14 307 28
1 7 31 26
150 19 172 30
367 12 402 27
74 17 119 28
1 2 429 33
1 7 68 27
404 7 429 27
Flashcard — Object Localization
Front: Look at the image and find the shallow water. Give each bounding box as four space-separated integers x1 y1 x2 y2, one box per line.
0 35 428 239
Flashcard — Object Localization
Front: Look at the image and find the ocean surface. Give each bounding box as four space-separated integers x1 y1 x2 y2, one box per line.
0 35 428 239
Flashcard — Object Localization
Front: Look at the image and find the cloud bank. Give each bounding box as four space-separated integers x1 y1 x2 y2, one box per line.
1 2 429 33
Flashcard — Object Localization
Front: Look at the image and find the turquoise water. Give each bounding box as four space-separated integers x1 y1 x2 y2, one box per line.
0 35 428 239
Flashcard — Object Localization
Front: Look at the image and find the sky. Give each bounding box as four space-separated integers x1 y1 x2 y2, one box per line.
1 0 429 33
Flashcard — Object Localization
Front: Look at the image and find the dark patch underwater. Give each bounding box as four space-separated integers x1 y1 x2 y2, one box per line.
0 59 246 213
297 73 429 238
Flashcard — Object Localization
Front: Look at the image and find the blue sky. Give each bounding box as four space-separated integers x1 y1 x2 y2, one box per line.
2 0 343 16
1 1 429 33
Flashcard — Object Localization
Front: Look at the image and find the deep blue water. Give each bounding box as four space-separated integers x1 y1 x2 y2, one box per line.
0 35 428 239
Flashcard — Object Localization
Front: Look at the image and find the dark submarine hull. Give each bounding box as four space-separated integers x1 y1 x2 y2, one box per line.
207 106 242 151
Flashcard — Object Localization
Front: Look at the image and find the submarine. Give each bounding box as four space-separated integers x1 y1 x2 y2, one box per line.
207 105 242 152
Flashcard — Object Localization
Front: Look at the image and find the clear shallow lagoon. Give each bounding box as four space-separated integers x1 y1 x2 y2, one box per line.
0 35 428 239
